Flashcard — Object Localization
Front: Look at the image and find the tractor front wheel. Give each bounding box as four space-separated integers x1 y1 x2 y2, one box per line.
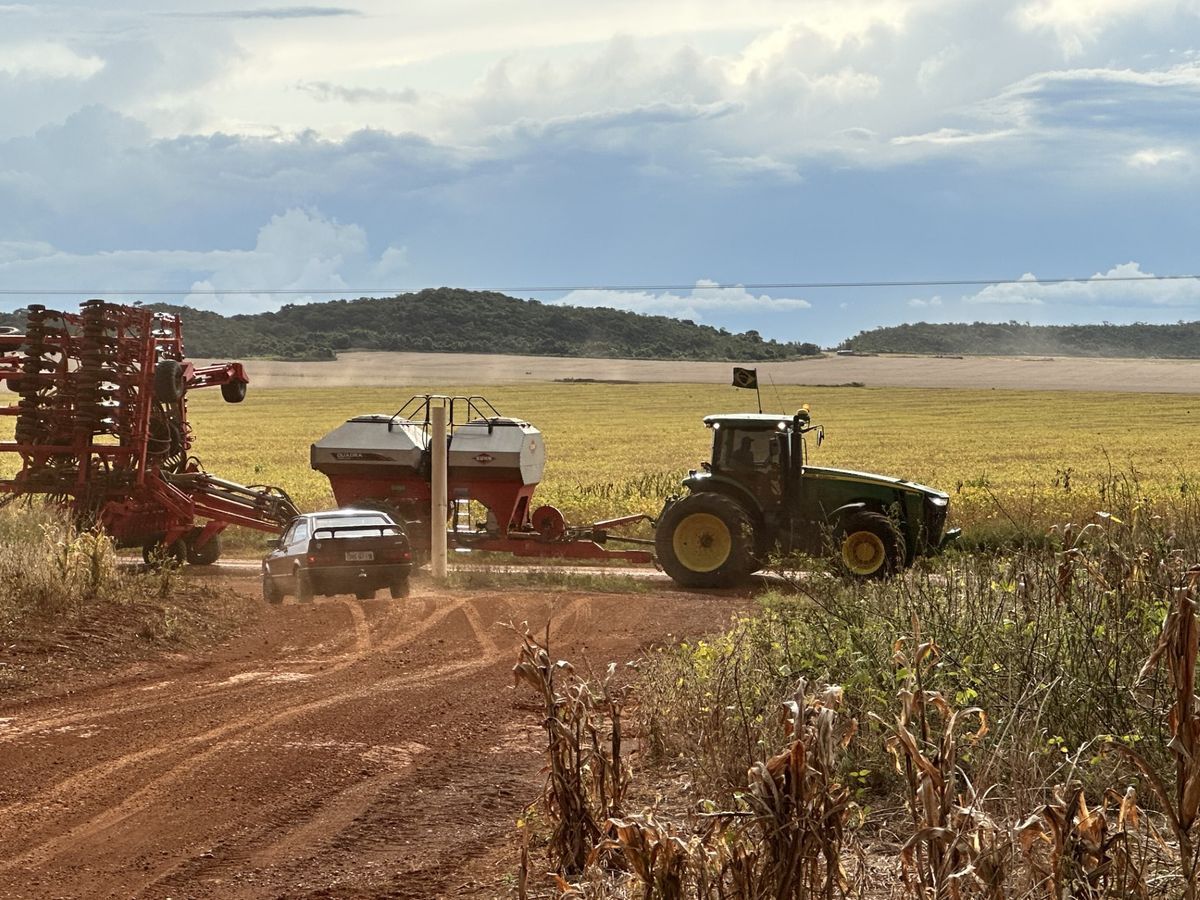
837 511 905 579
655 493 758 588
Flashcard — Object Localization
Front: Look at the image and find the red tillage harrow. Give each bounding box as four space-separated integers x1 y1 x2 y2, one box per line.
0 300 297 563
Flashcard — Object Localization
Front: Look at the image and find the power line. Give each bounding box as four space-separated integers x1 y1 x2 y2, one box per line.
0 273 1197 297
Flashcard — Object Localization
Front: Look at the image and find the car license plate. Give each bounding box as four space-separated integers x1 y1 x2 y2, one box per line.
345 550 374 562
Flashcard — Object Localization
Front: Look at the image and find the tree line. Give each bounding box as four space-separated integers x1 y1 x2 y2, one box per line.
0 289 821 362
842 320 1200 358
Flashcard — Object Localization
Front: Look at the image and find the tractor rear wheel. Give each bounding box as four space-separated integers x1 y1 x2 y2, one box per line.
656 492 758 588
837 511 905 579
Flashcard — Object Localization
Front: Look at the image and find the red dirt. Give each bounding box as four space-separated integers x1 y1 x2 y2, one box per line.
0 576 743 899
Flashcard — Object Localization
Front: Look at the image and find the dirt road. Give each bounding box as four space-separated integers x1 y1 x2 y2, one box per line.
0 577 741 899
197 350 1200 393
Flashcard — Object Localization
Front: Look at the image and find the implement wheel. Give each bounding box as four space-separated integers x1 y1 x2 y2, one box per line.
154 359 185 402
838 511 905 579
185 528 222 566
655 493 757 588
143 538 185 567
221 380 247 404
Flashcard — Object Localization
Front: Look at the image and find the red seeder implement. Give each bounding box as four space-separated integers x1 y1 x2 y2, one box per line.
311 394 655 564
0 300 297 564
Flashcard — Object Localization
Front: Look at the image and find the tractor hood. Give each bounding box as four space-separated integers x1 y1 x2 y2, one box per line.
804 466 950 501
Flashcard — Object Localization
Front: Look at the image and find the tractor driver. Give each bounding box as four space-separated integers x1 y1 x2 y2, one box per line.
731 435 756 469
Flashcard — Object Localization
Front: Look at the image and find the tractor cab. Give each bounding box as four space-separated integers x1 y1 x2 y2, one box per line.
704 407 820 507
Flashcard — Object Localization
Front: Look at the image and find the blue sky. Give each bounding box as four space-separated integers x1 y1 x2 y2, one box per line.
0 0 1197 345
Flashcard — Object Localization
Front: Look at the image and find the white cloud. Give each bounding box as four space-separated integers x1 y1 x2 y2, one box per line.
557 279 811 323
1128 146 1188 167
908 296 943 307
0 208 397 313
0 43 105 80
964 263 1200 308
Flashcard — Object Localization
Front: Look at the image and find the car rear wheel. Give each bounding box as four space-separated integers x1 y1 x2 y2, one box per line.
838 511 906 579
389 577 410 599
655 492 758 588
262 573 283 605
296 570 314 603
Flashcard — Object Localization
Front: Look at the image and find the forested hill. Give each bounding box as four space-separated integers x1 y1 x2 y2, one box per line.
0 289 820 361
842 321 1200 358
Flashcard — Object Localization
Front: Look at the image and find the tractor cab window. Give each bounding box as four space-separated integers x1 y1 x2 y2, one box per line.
716 429 779 474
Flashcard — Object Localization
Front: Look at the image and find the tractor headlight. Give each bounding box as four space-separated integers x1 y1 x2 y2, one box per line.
929 496 948 507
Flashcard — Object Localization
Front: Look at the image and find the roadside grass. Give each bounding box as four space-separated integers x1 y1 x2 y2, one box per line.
516 491 1200 896
0 506 250 689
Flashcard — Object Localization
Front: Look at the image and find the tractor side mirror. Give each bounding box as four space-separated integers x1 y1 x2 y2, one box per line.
265 537 280 550
816 427 824 446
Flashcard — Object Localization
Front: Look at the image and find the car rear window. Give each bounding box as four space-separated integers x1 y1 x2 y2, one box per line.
311 514 399 537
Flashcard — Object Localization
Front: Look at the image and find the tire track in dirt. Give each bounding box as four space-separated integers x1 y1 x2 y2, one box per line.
128 741 432 897
0 594 464 836
0 596 377 744
0 595 584 877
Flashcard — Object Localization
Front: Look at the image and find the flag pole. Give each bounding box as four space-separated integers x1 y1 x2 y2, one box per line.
756 381 762 413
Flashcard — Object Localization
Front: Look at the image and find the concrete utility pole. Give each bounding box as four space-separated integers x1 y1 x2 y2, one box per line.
430 401 448 581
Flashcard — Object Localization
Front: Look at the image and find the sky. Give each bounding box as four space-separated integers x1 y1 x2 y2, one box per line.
0 0 1198 346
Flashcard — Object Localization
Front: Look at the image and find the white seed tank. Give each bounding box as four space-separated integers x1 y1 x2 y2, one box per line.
448 417 545 484
310 415 430 474
311 414 545 486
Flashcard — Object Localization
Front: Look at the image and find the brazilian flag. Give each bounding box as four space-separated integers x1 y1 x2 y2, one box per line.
731 367 758 390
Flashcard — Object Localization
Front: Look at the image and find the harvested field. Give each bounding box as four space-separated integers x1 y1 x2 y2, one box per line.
196 350 1200 393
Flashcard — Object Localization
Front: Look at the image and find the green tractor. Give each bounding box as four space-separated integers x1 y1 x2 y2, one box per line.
655 406 959 587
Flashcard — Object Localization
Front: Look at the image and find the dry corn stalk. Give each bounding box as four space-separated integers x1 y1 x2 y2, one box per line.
872 630 991 900
595 813 698 900
731 679 856 900
1016 783 1145 900
1111 564 1200 899
512 624 631 880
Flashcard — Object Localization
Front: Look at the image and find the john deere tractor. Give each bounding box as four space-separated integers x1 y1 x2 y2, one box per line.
655 407 959 587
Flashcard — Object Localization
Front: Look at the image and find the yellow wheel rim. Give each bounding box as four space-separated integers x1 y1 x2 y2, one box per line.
673 512 732 573
842 530 886 575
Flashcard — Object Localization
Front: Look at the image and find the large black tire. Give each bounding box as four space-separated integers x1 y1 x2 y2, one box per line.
221 380 247 404
154 359 185 402
389 576 410 599
143 537 185 567
185 528 222 565
655 492 758 588
296 569 314 603
262 572 284 605
836 511 906 579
